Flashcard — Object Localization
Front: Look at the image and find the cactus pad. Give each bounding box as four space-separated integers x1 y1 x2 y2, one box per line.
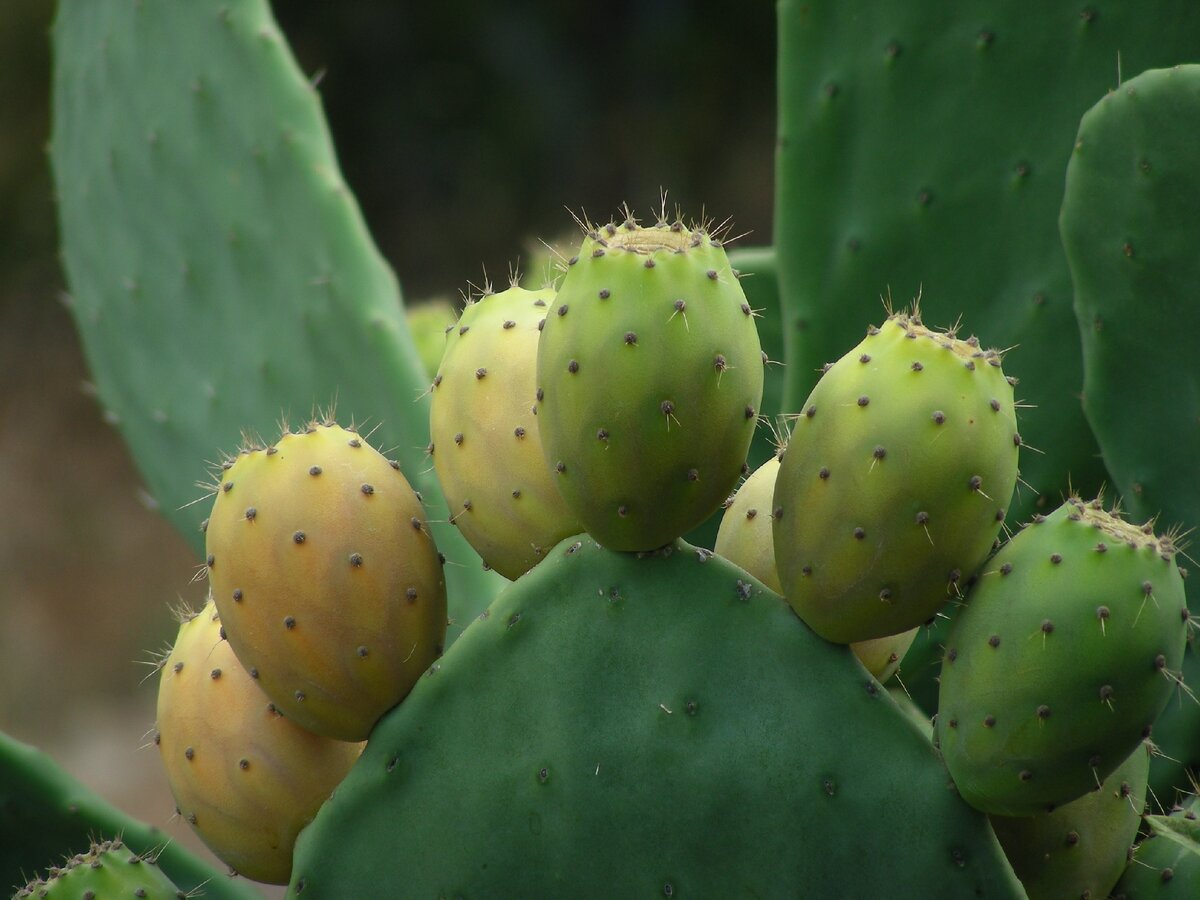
289 535 1023 897
1061 64 1200 535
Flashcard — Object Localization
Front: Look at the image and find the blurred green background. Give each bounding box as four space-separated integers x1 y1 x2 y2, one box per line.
0 0 775 888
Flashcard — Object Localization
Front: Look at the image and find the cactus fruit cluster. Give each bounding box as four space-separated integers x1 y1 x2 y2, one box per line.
22 0 1199 897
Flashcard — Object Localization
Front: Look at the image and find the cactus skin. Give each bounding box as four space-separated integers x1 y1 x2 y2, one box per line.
0 730 259 900
1111 796 1200 897
774 2 1200 525
206 422 447 741
715 454 916 680
155 600 362 885
988 742 1149 900
49 0 505 636
772 311 1018 643
430 286 582 579
1147 632 1200 807
14 839 185 900
289 535 1024 898
936 497 1189 817
536 217 764 551
1061 65 1200 536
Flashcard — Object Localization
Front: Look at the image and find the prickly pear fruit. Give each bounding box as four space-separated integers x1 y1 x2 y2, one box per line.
1112 795 1200 897
772 309 1019 643
14 838 184 899
205 420 447 740
155 600 362 884
936 496 1189 816
989 742 1149 900
536 214 764 551
715 453 915 681
430 286 582 579
406 298 456 379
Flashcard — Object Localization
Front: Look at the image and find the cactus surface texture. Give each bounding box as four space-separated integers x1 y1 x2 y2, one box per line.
1061 64 1200 536
288 536 1023 898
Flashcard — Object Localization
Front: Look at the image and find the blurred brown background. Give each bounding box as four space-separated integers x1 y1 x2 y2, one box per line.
0 1 774 892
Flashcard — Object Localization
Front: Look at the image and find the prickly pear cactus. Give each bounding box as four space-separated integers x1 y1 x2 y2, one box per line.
430 286 582 579
988 742 1149 900
536 215 764 551
1061 64 1200 535
772 309 1019 643
714 453 916 681
14 839 184 900
936 497 1189 816
49 0 506 627
1111 795 1200 897
774 1 1200 525
205 421 447 741
155 600 363 884
288 536 1024 897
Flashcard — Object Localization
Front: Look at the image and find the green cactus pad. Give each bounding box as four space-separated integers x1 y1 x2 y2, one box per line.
0 731 259 899
430 286 582 579
774 2 1200 524
405 298 457 380
156 600 362 884
536 217 764 551
773 310 1018 643
1147 633 1200 808
14 839 184 900
49 0 504 631
715 454 916 681
1061 64 1200 536
989 742 1149 900
206 422 447 741
937 497 1189 816
1111 796 1200 897
290 535 1023 897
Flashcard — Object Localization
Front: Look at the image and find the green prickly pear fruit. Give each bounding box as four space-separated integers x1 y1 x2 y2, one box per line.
714 453 915 681
430 286 582 579
988 742 1150 900
155 600 362 885
936 496 1189 817
14 838 184 899
536 214 764 551
772 309 1019 643
1111 795 1200 897
205 420 447 741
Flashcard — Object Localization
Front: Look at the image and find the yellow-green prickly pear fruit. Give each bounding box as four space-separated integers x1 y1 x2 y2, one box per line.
430 286 582 579
155 600 362 884
14 839 184 899
714 453 916 681
205 421 447 741
773 309 1020 643
536 213 765 551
